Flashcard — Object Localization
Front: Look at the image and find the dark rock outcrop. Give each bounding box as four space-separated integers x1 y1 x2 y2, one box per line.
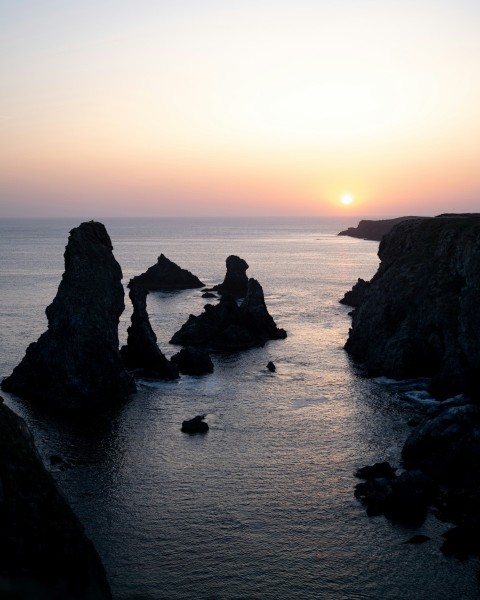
1 221 135 411
339 278 370 308
345 214 480 399
0 398 111 599
171 347 214 376
120 287 179 379
212 255 249 298
170 278 287 351
267 361 276 373
181 415 209 434
338 216 422 241
355 461 396 480
129 254 204 291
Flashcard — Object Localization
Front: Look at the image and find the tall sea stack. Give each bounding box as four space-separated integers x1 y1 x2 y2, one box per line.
212 255 249 298
1 221 136 411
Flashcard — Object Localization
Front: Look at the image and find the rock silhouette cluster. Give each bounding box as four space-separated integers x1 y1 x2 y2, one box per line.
120 286 179 379
129 254 204 290
347 214 480 561
170 278 287 351
345 214 480 399
1 221 135 411
338 216 422 241
211 255 249 298
0 398 111 599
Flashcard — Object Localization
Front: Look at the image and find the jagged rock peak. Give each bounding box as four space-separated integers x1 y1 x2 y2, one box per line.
120 287 179 379
129 254 204 290
1 221 136 411
0 398 112 598
170 278 286 351
212 255 249 298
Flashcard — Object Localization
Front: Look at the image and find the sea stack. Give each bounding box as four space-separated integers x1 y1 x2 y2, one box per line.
1 221 136 411
0 398 112 598
120 286 179 379
129 254 204 290
170 278 286 350
344 214 480 399
212 255 249 298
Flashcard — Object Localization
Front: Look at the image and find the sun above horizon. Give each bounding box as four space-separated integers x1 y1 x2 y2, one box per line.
340 194 354 205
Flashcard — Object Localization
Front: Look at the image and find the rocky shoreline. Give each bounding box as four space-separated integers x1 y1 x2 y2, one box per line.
343 213 480 566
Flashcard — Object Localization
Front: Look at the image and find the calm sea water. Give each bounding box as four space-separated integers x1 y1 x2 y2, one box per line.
0 217 478 599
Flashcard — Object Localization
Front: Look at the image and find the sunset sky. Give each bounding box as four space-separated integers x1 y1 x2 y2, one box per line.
1 0 479 217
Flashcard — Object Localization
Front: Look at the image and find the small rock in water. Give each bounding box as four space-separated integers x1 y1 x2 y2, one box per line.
202 292 217 298
267 361 276 372
181 415 209 434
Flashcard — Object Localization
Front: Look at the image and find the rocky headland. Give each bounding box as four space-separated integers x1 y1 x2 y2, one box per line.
1 221 136 411
170 278 287 351
211 255 249 298
129 254 204 290
0 397 111 599
338 216 422 241
120 286 179 379
345 213 480 562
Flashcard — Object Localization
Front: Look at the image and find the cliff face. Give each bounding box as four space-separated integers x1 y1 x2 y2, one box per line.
1 221 136 411
0 398 111 599
345 215 480 399
338 216 423 241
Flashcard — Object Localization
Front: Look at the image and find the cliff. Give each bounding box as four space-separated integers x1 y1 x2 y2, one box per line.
344 214 480 399
1 221 136 411
338 216 422 241
0 398 111 599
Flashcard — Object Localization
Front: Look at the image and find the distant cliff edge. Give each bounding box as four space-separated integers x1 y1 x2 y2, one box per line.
338 216 423 241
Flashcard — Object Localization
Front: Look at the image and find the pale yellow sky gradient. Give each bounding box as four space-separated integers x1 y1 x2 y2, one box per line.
1 0 479 217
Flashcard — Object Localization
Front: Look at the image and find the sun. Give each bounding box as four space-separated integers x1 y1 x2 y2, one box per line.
340 193 354 205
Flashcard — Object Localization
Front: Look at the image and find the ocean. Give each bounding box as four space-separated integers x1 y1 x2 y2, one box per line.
0 217 477 599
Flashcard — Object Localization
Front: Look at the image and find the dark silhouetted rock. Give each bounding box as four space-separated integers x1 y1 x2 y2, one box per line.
345 214 480 400
181 415 209 434
355 462 396 480
129 254 204 290
441 524 480 559
170 279 286 351
212 255 249 298
267 361 276 372
1 221 135 411
338 216 422 241
404 534 430 545
120 287 179 379
340 278 370 308
202 292 217 298
171 347 214 376
0 398 112 598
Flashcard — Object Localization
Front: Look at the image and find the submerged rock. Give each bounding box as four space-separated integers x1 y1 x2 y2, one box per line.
1 221 135 411
404 534 430 545
345 214 480 400
129 254 204 291
120 287 179 379
171 347 214 376
0 398 112 598
212 255 249 298
170 278 287 351
181 415 209 434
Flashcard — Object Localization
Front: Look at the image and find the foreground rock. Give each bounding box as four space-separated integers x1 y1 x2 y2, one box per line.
0 398 111 599
171 347 213 376
181 415 209 434
338 216 422 241
1 221 135 411
345 214 480 399
129 254 204 290
120 287 179 379
170 279 287 351
339 278 370 308
211 255 249 298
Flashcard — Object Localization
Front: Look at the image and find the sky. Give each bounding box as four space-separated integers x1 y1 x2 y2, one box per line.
1 0 480 218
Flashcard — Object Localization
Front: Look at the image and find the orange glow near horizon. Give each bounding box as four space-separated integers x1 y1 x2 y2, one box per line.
1 1 480 217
